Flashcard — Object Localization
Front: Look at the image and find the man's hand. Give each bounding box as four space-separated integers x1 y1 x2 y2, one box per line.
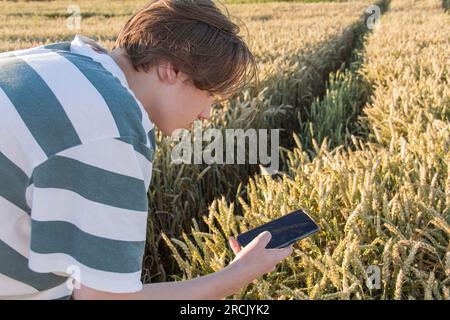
228 231 293 280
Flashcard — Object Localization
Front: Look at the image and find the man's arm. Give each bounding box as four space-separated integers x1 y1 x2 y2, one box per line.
73 261 249 300
73 231 293 300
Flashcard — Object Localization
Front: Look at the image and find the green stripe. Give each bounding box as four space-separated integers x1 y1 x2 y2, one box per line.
31 220 145 274
44 42 72 52
148 128 156 152
0 152 31 214
56 51 148 145
0 240 68 291
32 155 148 211
115 136 154 162
0 56 82 156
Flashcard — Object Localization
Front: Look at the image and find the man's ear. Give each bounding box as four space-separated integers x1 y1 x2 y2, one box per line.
157 61 179 85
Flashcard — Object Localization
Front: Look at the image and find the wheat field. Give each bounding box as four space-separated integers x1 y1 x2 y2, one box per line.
162 0 450 299
1 0 448 299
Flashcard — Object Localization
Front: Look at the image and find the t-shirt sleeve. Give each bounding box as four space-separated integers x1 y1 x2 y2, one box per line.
27 137 154 293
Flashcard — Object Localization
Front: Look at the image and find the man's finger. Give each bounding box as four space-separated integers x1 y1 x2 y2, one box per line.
255 231 272 249
269 244 293 260
229 236 241 254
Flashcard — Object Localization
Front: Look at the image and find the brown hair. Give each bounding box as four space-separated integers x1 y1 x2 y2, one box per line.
112 0 259 101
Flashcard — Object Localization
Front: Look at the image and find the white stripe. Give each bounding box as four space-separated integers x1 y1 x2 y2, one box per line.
56 138 144 180
18 52 121 143
0 87 47 172
31 187 148 242
19 281 72 300
135 151 153 191
0 196 31 258
0 280 72 300
29 251 143 293
25 184 33 210
0 46 47 58
0 273 38 297
0 125 33 177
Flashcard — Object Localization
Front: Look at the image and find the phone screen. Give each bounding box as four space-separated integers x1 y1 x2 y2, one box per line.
236 210 319 249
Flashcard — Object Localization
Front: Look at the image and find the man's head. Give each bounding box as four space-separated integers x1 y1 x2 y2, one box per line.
110 0 258 135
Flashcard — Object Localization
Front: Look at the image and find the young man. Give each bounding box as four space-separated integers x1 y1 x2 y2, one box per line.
0 0 293 300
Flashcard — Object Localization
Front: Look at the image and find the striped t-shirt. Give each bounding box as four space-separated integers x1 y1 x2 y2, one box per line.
0 35 156 299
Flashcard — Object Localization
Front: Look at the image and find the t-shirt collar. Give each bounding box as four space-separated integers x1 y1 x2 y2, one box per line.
70 35 130 90
69 35 156 136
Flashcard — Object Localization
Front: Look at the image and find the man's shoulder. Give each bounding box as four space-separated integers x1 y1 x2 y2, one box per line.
0 44 152 161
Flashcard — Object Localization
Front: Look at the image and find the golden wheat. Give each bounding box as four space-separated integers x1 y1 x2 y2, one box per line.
164 0 449 299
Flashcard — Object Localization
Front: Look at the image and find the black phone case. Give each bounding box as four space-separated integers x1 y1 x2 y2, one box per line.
236 210 319 249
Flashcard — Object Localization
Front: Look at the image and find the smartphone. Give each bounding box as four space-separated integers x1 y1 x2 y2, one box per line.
236 209 320 249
